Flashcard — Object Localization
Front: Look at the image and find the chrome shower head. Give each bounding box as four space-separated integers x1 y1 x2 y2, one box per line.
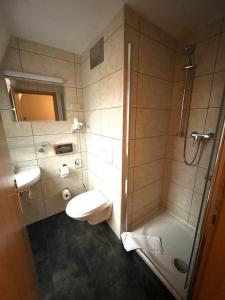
182 45 195 69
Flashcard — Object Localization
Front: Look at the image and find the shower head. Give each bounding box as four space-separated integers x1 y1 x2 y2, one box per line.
182 45 195 69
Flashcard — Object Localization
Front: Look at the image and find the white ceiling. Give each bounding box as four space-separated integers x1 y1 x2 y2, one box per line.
0 0 225 54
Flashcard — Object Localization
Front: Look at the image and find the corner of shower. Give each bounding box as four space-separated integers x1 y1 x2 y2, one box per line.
122 35 225 300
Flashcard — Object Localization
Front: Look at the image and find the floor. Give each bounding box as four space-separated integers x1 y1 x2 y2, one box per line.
134 211 195 299
27 212 175 300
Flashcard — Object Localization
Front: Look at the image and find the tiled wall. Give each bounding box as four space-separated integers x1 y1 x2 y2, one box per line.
0 38 86 224
82 10 124 237
163 17 225 227
124 8 177 229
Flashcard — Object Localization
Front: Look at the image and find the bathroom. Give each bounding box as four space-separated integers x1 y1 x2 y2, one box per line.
0 1 225 299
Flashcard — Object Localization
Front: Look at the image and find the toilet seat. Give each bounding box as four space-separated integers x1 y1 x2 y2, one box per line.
66 190 107 219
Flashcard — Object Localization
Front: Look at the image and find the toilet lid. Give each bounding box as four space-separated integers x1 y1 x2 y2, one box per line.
66 190 107 218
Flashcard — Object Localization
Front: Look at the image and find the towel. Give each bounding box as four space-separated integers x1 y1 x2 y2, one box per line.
121 232 162 254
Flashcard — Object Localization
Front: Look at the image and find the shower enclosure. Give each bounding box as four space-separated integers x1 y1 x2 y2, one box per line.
123 11 225 300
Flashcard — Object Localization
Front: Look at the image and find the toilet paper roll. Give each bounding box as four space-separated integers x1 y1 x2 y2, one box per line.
59 164 69 177
62 188 71 201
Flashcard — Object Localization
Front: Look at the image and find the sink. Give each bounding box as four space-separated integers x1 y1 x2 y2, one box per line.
14 166 41 190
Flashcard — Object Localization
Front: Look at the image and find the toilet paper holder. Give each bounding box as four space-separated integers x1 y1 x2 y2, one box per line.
59 164 70 177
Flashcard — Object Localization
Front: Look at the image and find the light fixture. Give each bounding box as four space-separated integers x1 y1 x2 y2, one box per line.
0 70 65 84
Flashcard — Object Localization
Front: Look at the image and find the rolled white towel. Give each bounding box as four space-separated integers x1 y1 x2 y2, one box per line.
121 232 162 254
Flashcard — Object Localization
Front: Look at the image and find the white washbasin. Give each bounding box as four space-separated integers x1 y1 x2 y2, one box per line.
14 166 41 190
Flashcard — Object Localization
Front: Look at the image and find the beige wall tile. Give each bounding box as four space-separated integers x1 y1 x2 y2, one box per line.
131 72 138 107
83 82 100 111
101 136 122 169
216 32 225 72
85 110 101 135
124 5 139 30
41 172 83 199
75 63 82 88
0 48 22 71
7 136 36 162
129 108 136 140
199 140 213 168
190 192 202 217
209 71 225 107
136 108 170 138
168 110 181 136
18 39 74 62
82 59 99 87
102 9 124 42
139 34 175 81
134 159 164 191
38 153 83 178
204 108 220 133
20 50 76 87
44 195 68 217
135 136 167 165
133 180 162 213
137 73 172 109
191 75 213 108
34 134 78 158
100 70 123 108
21 181 43 206
15 160 37 168
128 139 135 167
0 79 11 109
187 109 207 136
86 133 101 156
125 25 139 71
107 210 121 238
99 26 124 78
32 121 72 135
3 121 32 137
166 202 189 223
194 167 207 194
22 201 46 225
173 51 186 82
188 215 198 227
140 19 176 50
64 87 77 111
166 136 197 163
163 181 193 211
87 153 103 179
165 160 197 190
128 167 134 193
171 81 184 110
195 36 219 76
101 107 123 139
102 161 122 193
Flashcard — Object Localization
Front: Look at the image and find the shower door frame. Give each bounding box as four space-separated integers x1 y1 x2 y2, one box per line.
192 130 225 299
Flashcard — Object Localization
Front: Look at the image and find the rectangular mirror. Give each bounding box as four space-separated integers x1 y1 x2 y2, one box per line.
4 76 66 121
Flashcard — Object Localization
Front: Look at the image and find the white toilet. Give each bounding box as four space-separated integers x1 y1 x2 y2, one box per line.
65 190 112 225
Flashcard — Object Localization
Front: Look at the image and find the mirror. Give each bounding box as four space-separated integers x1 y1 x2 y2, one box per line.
4 76 66 121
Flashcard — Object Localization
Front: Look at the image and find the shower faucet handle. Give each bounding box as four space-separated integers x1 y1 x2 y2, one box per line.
191 131 215 145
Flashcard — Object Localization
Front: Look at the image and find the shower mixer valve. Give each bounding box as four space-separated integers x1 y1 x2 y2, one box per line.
191 131 215 146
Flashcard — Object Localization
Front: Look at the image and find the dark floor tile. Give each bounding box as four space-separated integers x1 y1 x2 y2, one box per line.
36 257 55 300
99 273 149 300
28 213 174 300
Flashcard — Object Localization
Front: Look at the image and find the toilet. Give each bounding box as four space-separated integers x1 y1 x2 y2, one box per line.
65 190 112 225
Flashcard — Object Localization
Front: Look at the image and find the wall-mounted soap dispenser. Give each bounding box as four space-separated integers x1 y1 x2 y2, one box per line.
72 118 84 133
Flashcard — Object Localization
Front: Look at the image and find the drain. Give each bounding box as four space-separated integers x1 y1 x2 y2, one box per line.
172 258 188 274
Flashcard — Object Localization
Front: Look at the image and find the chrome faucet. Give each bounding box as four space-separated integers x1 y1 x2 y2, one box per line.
191 131 215 146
